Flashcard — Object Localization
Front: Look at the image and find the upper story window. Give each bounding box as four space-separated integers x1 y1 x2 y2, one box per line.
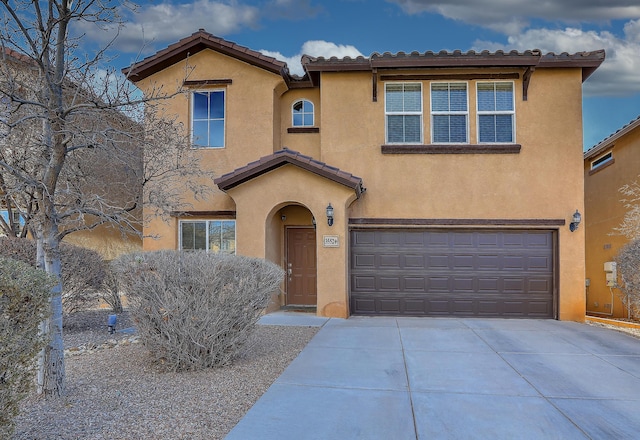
477 82 515 143
180 219 236 254
431 83 468 143
385 83 422 144
591 151 613 170
192 90 225 148
292 100 314 127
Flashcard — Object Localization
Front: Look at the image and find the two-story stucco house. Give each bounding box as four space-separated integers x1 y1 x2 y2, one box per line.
124 30 604 321
584 116 640 319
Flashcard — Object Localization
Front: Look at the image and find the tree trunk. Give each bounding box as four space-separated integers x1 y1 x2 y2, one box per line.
36 217 66 396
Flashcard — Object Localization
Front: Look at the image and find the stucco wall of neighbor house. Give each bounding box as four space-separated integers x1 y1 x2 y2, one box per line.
585 125 640 318
225 164 357 318
64 226 142 260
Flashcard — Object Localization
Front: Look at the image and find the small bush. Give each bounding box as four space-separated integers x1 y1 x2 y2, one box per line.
101 265 123 313
0 237 106 314
0 256 54 438
615 239 640 319
113 250 284 371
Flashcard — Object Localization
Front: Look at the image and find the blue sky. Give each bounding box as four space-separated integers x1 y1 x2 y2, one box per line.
85 0 640 150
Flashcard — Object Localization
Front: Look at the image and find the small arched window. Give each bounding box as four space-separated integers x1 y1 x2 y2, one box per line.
292 99 314 127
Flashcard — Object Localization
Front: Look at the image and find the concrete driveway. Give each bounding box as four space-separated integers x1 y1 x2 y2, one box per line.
226 315 640 439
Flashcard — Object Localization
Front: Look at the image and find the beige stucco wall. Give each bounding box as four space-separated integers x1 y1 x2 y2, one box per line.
63 225 142 260
585 125 640 318
134 47 589 321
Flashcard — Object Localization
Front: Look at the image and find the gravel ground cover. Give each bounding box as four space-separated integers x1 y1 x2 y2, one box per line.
587 320 640 338
13 310 319 440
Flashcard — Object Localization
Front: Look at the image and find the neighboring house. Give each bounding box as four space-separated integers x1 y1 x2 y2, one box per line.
124 30 604 320
0 47 142 260
584 116 640 319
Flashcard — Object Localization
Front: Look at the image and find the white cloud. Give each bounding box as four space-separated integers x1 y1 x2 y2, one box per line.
261 40 365 76
389 0 640 34
473 20 640 96
77 1 261 54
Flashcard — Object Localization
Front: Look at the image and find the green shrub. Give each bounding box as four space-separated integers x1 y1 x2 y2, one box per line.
0 256 54 438
0 237 106 314
113 250 284 371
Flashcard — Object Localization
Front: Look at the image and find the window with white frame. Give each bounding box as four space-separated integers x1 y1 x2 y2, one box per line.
385 83 422 143
477 82 515 143
180 220 236 253
431 82 468 143
191 90 225 147
292 99 314 127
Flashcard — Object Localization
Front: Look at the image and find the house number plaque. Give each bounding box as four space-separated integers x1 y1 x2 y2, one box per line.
323 235 340 248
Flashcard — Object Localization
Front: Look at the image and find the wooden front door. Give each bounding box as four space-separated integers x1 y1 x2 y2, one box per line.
286 227 317 306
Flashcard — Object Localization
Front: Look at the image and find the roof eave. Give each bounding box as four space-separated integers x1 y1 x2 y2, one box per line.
585 116 640 159
123 31 288 83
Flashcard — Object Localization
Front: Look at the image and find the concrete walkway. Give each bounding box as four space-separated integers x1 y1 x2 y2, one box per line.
227 314 640 439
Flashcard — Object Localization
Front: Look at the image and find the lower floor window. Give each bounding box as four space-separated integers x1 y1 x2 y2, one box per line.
180 220 236 253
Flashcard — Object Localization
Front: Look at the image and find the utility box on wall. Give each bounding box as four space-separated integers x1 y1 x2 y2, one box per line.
604 261 617 287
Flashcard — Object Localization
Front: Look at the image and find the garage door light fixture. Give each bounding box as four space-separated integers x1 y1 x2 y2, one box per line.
326 203 334 226
570 209 581 232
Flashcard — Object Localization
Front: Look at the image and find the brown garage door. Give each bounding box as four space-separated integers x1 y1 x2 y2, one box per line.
350 229 555 318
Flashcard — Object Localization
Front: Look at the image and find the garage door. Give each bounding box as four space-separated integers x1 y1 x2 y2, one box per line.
350 229 555 317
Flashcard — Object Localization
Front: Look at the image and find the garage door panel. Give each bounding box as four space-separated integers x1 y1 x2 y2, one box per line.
380 254 401 268
405 277 426 290
350 229 555 318
453 232 474 247
353 275 375 290
404 254 425 268
529 256 552 270
353 254 375 269
453 255 475 268
426 231 449 246
428 255 450 268
452 277 474 291
379 276 401 291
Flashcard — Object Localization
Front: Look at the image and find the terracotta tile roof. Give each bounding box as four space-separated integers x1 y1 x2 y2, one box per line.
214 148 365 198
123 30 605 88
302 49 605 82
122 29 289 82
1 47 34 64
584 114 640 159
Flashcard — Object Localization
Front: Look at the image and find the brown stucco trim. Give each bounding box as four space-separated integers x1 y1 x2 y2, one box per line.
183 79 233 87
170 210 236 218
380 73 520 81
349 218 566 226
123 29 288 82
381 144 522 154
214 148 365 197
287 127 320 134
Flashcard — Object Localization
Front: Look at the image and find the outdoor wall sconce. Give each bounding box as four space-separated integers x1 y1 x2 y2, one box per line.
570 209 582 232
326 203 334 226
